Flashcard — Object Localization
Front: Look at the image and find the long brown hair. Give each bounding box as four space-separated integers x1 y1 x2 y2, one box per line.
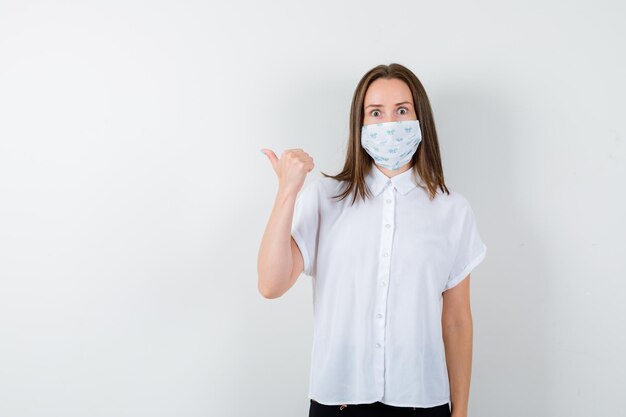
320 63 450 204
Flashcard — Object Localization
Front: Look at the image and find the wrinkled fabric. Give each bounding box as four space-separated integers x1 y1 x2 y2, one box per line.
361 120 422 170
291 164 487 407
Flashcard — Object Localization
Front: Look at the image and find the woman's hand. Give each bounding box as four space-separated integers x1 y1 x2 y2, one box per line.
261 148 315 196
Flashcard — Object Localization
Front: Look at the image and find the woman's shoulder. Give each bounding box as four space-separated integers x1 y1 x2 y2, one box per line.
296 174 341 204
304 173 343 196
431 187 475 213
442 188 470 204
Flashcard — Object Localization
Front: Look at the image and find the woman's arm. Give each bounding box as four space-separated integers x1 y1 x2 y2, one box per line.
442 274 473 417
257 148 313 299
257 188 304 298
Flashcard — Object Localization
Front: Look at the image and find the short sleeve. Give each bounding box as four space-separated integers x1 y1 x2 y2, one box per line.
290 179 321 277
444 199 487 291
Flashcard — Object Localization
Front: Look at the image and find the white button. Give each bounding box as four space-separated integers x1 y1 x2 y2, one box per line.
385 223 391 228
385 199 392 204
377 313 383 318
380 281 386 286
376 343 382 348
382 252 389 257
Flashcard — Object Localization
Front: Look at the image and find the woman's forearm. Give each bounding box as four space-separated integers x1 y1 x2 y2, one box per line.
257 188 298 298
442 320 473 417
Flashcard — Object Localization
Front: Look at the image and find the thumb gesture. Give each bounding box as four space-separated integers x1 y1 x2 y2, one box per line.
261 148 314 195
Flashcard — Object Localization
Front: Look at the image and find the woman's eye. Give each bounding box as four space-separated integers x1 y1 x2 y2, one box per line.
398 107 408 115
370 110 381 117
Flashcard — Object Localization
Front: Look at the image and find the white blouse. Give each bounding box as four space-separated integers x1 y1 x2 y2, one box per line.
290 164 487 407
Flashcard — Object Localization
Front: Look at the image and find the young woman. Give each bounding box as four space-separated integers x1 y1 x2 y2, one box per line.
258 63 487 417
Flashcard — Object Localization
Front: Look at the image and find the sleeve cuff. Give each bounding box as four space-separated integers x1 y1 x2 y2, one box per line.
444 244 487 291
291 229 311 277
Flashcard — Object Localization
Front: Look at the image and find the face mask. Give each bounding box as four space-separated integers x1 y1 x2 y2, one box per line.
360 119 422 170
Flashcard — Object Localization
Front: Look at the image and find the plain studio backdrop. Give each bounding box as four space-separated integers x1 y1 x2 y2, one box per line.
0 1 624 416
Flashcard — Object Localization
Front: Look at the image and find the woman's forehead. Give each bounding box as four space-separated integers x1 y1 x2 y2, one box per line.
364 79 413 105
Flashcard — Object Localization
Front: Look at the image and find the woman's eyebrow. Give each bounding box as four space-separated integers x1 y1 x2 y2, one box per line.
365 101 412 109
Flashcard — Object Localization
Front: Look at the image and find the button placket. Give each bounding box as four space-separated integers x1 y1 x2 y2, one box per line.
373 180 395 396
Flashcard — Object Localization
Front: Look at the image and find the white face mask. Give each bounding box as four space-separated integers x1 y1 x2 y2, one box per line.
360 119 422 170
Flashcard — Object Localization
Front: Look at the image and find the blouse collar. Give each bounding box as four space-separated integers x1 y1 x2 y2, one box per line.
365 164 420 197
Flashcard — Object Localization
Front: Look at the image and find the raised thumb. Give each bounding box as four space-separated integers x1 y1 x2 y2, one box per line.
260 148 279 168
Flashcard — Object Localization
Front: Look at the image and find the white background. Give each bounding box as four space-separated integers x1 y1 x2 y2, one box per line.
1 1 624 416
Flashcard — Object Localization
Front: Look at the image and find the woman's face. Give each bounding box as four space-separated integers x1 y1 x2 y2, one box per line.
362 78 417 126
